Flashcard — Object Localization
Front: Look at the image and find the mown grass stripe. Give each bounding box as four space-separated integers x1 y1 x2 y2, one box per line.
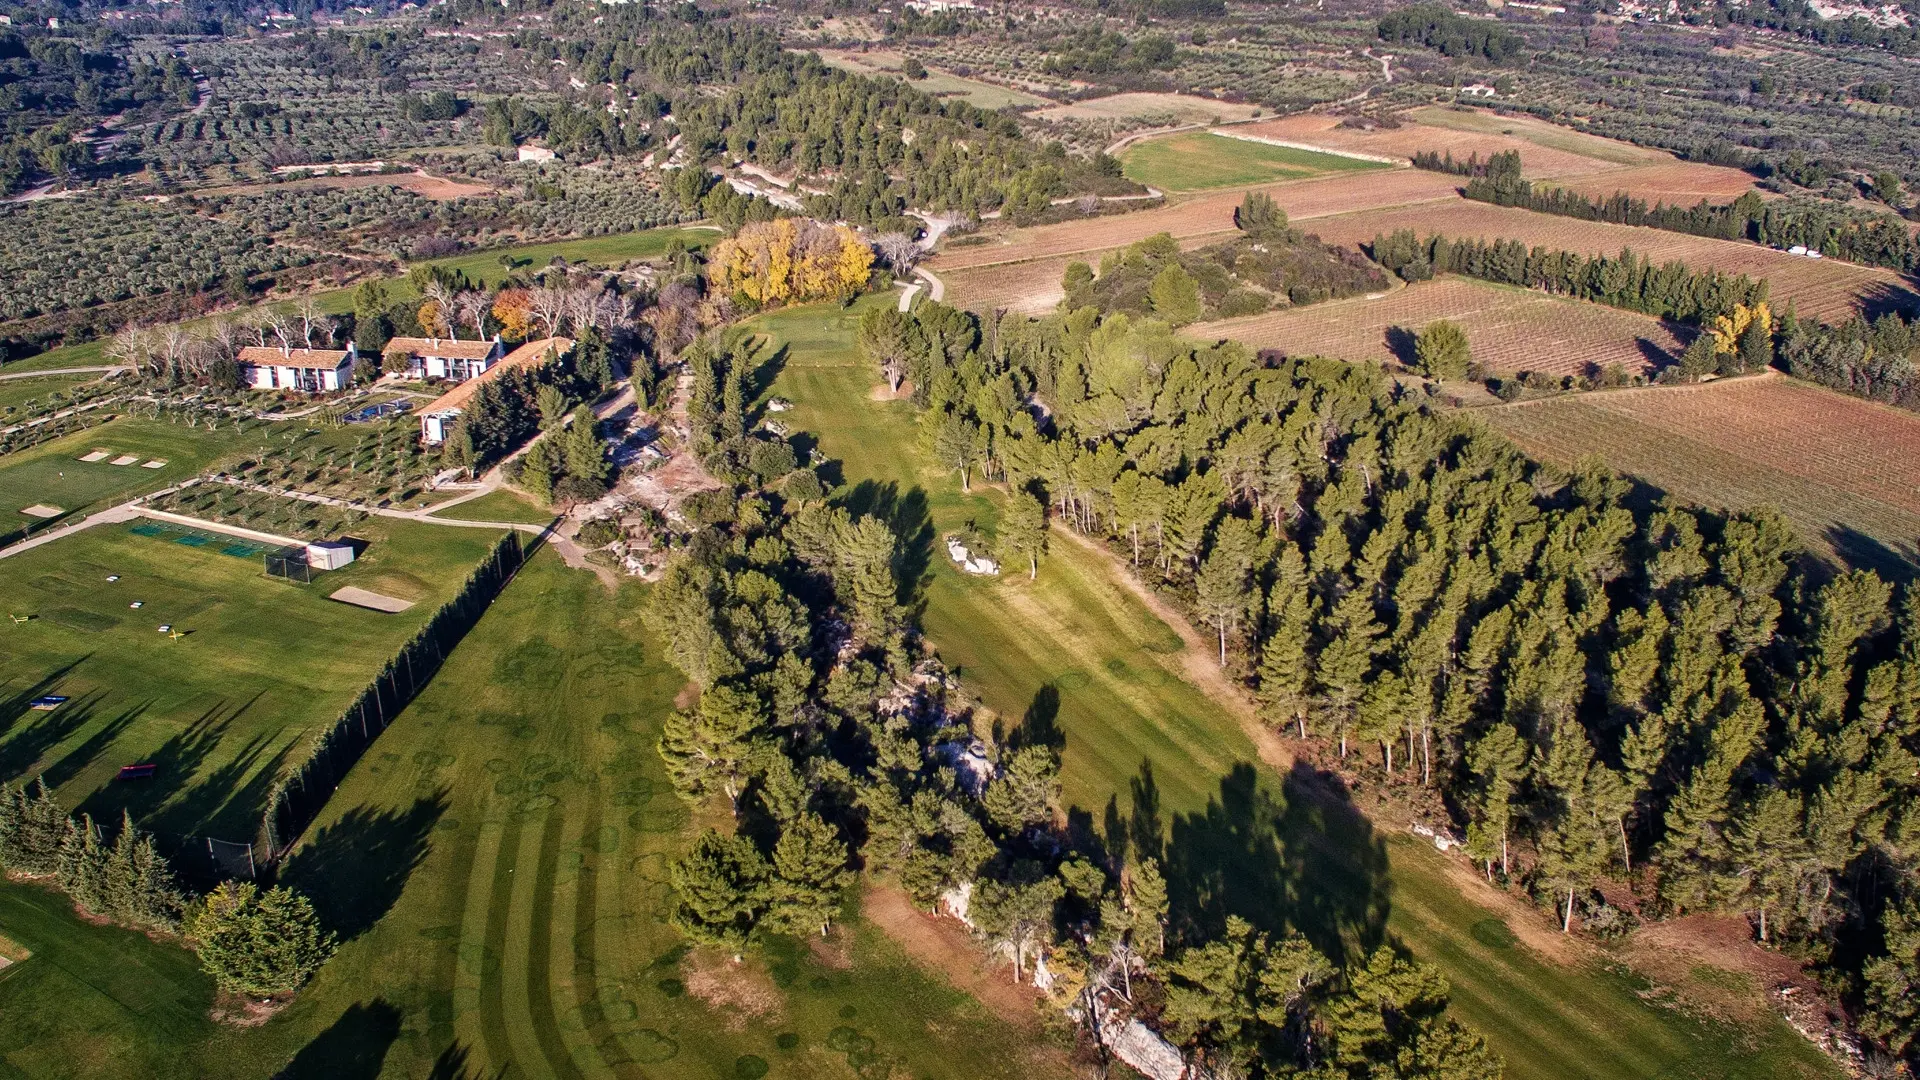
524 808 586 1080
499 810 552 1068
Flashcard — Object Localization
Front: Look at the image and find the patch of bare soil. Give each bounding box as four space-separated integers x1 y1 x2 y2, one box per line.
1620 916 1819 1027
681 946 785 1030
211 994 291 1027
1424 845 1590 966
1048 524 1291 774
809 930 853 969
861 885 1054 1032
673 681 701 710
869 380 914 401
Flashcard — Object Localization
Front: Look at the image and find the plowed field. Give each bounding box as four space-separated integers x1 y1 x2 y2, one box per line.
1190 277 1685 377
1303 201 1915 320
1482 374 1920 572
1233 112 1638 179
930 169 1460 271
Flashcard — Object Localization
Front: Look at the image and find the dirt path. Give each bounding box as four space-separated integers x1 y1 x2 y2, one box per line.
861 886 1063 1036
1050 524 1294 774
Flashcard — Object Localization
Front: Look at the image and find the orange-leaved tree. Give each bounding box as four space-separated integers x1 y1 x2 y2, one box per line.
710 219 874 307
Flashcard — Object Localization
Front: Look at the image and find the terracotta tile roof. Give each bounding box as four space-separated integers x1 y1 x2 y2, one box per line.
419 337 574 418
382 336 501 360
237 346 352 365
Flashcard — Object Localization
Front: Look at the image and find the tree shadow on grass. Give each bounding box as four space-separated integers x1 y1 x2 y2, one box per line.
280 789 450 942
1149 760 1391 967
75 697 264 840
424 1042 502 1080
40 701 145 790
273 999 403 1080
0 689 111 785
1002 684 1064 756
839 479 936 614
0 658 90 744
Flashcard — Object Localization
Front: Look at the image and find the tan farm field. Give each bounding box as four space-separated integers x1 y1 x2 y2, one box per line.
1190 277 1686 377
1304 200 1917 320
931 169 1461 272
1483 374 1920 572
1034 92 1266 125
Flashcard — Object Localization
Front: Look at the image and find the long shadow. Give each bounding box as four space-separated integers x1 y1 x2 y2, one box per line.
1823 523 1918 583
0 659 90 744
273 999 404 1080
0 690 109 784
163 734 294 858
425 1042 502 1080
1005 684 1064 755
279 789 450 942
1155 760 1391 967
75 706 234 833
40 701 145 790
839 479 936 613
744 340 791 425
1857 276 1920 321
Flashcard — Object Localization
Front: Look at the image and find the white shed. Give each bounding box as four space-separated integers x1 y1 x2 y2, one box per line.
306 540 357 571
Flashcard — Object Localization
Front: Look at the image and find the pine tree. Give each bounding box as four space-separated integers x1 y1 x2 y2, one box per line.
768 813 852 937
1256 551 1314 737
12 779 69 876
1148 263 1202 327
658 681 768 805
997 487 1048 580
1315 589 1384 756
670 830 773 951
1532 719 1612 932
561 406 612 492
1414 319 1472 380
1126 858 1169 961
1463 724 1529 878
187 882 336 996
56 813 105 915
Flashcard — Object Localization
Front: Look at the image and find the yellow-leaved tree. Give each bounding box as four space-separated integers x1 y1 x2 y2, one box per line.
710 219 874 307
1708 301 1771 356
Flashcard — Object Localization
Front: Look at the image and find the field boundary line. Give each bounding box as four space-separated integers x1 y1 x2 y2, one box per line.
1206 129 1406 166
1473 369 1783 411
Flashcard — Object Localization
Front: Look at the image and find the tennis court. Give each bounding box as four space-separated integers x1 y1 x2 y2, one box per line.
127 520 279 559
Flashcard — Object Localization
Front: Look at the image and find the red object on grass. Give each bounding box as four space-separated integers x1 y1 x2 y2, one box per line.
115 764 158 781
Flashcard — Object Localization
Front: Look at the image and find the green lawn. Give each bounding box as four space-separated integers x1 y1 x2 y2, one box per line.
1121 131 1389 192
745 299 1842 1080
0 373 101 417
427 487 556 526
0 517 503 849
0 549 1076 1078
0 417 259 532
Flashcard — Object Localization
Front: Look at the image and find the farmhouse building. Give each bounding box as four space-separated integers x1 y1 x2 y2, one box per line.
383 335 507 382
238 343 359 392
418 337 574 446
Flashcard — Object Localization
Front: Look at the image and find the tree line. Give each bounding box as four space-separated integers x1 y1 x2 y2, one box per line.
1 779 335 999
865 295 1920 1067
1377 5 1526 63
1448 149 1920 275
1776 308 1920 411
1369 228 1769 325
642 383 1502 1077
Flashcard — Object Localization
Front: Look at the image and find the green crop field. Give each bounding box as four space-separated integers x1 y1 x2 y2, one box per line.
0 417 259 530
1120 131 1388 192
0 517 502 847
744 299 1840 1080
427 487 556 526
0 550 1074 1078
